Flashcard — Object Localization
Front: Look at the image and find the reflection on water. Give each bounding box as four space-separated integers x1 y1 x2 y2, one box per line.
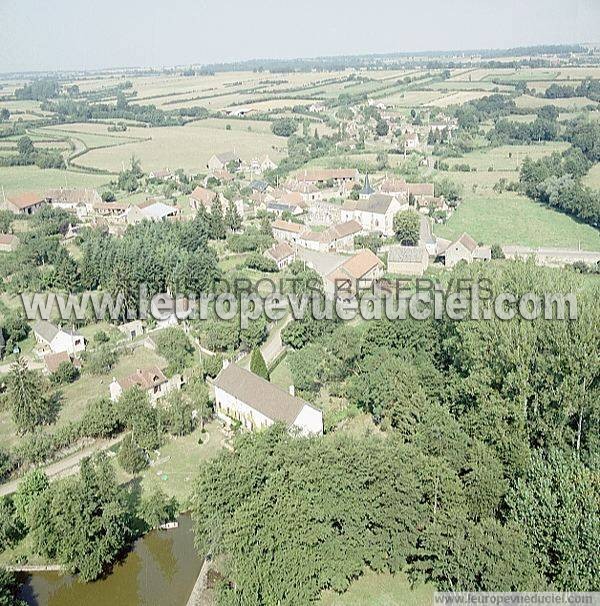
18 515 202 606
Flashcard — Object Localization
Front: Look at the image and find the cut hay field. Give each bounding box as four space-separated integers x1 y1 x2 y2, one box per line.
435 190 600 250
429 90 505 108
0 165 111 196
447 142 569 172
515 95 596 110
583 163 600 188
319 571 433 606
71 120 287 172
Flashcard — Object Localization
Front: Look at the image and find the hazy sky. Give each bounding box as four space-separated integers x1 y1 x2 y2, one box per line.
1 0 599 72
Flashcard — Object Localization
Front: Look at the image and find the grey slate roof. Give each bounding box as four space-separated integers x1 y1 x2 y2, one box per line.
32 320 60 343
214 364 308 426
388 245 426 263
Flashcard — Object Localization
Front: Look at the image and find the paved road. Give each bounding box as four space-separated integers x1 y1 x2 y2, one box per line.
239 314 292 370
0 434 125 497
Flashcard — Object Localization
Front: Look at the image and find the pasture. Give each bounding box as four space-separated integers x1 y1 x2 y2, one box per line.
320 571 433 606
435 191 600 250
54 119 287 173
0 165 111 196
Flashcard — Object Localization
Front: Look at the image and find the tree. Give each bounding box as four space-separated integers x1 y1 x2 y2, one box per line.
50 360 79 385
139 489 178 530
0 567 23 606
117 434 147 474
154 328 194 376
28 453 131 582
271 118 298 137
375 120 389 137
6 357 56 434
507 450 600 590
14 469 49 526
250 348 269 381
186 370 211 430
225 200 242 232
209 196 226 240
162 391 195 436
0 498 24 552
393 210 420 245
17 136 34 158
81 397 121 438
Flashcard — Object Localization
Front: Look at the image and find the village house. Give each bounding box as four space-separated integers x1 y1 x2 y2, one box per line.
439 233 492 268
46 188 102 219
189 186 217 210
148 168 175 180
325 248 384 297
264 242 296 269
4 192 47 215
32 320 86 356
284 179 321 203
0 233 19 253
306 199 343 226
404 132 420 152
92 201 130 219
341 194 406 236
407 183 435 205
297 220 362 253
296 168 359 187
387 245 429 276
272 219 306 243
249 155 278 174
125 201 179 225
109 366 180 403
118 320 145 341
267 201 304 217
43 351 82 376
379 177 410 198
213 362 323 436
207 151 241 173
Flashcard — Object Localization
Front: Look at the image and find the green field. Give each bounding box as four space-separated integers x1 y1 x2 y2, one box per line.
116 421 224 506
0 346 167 449
583 163 600 188
447 142 569 172
0 165 111 196
320 571 434 606
436 191 600 250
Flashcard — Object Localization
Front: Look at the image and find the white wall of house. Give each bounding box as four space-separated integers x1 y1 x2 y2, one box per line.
444 242 472 268
214 386 274 431
292 405 323 436
48 332 85 355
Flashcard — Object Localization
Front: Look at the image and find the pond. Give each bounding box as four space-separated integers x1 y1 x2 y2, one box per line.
18 514 202 606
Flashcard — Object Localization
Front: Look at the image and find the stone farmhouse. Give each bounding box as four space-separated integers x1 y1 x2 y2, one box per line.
46 188 102 219
32 321 86 356
325 248 384 297
264 242 296 269
207 152 241 173
297 220 362 253
3 192 47 215
439 233 491 268
109 366 181 403
272 219 306 243
213 362 323 436
296 168 359 187
341 194 406 236
387 245 429 276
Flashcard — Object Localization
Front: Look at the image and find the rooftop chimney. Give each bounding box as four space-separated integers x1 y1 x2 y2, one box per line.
288 385 295 397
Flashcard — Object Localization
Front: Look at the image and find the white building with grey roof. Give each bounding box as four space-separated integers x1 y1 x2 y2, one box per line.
213 362 323 436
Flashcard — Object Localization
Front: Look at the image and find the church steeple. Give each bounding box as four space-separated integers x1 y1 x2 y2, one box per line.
360 173 374 198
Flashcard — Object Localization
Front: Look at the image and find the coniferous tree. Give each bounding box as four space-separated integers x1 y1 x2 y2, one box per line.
250 348 269 381
7 357 55 434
